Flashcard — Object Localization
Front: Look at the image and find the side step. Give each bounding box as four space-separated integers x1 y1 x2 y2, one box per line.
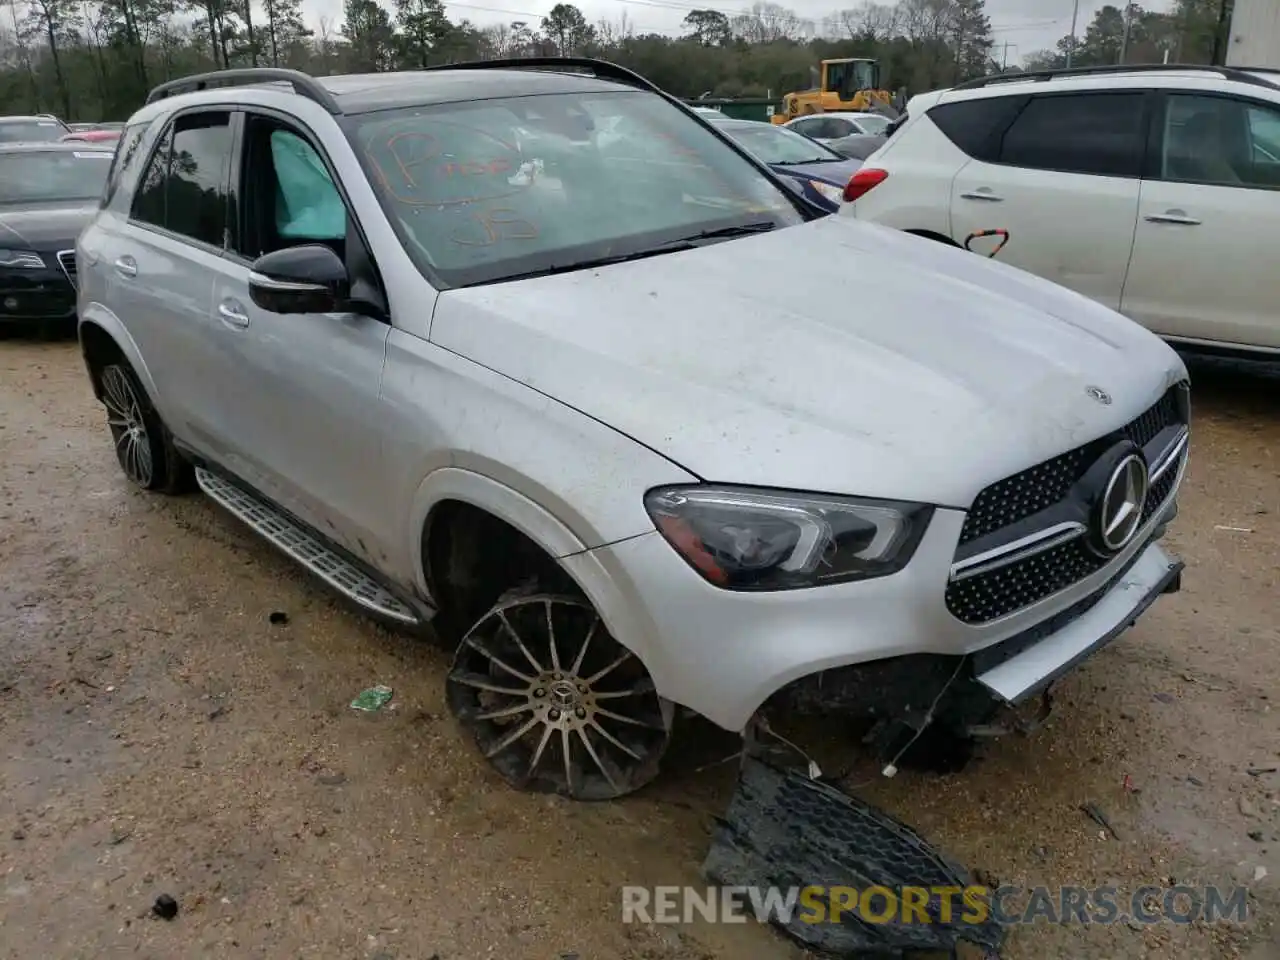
194 467 427 627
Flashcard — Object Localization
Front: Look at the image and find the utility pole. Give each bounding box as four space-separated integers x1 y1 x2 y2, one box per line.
1065 0 1081 68
1119 2 1134 64
1209 0 1231 65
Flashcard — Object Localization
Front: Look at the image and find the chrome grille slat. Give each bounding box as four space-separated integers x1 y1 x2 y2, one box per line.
57 249 77 286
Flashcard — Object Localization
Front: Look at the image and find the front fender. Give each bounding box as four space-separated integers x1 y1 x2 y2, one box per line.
408 466 666 692
408 467 596 601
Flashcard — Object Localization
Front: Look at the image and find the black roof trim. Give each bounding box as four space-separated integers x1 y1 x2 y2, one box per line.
145 68 343 114
952 63 1280 92
418 57 664 95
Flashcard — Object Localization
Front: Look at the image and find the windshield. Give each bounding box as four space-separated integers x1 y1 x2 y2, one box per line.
346 90 804 287
853 115 890 135
0 150 114 203
0 120 67 144
717 122 842 165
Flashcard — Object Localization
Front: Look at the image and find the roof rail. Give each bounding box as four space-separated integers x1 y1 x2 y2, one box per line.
145 68 342 114
419 56 664 95
952 62 1280 92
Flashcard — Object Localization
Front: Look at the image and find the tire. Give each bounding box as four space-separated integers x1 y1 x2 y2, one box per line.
99 359 193 494
446 584 671 800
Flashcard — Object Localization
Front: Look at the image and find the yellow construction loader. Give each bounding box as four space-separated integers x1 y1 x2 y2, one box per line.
771 58 896 124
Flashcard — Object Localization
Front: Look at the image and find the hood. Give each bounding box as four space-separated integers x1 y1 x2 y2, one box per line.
772 157 863 185
431 217 1186 507
0 203 97 251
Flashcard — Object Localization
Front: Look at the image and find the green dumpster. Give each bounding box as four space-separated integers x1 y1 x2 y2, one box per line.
683 98 781 123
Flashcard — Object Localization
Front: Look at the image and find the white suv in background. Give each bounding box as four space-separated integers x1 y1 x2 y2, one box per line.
842 64 1280 356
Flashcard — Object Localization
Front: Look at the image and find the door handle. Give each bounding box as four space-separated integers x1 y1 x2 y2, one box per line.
113 256 137 279
961 191 1003 202
217 299 250 329
1145 210 1201 225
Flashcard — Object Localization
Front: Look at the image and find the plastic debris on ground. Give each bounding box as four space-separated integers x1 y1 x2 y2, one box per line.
703 755 1004 959
350 685 394 712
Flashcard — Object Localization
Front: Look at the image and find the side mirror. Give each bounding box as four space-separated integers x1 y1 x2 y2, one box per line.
248 244 349 315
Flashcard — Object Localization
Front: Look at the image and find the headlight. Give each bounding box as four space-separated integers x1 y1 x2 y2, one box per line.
644 486 932 591
809 180 845 205
0 249 45 269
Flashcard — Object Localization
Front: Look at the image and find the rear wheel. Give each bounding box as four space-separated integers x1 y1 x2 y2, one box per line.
100 360 192 494
446 587 670 800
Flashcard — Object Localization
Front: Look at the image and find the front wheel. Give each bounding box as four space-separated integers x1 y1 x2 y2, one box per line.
446 588 671 800
99 360 192 494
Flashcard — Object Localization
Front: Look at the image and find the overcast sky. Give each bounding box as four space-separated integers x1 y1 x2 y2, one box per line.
301 0 1175 64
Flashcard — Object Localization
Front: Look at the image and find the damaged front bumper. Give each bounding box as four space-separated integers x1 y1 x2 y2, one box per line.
972 541 1182 704
768 541 1183 740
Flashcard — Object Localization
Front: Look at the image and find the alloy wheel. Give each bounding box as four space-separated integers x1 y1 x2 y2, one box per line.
101 365 154 487
447 593 670 800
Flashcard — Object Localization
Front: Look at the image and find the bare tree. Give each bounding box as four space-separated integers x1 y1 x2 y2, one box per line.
731 2 805 43
835 1 899 41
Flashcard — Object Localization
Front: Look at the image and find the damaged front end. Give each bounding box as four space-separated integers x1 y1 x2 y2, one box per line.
765 543 1184 772
704 755 1005 958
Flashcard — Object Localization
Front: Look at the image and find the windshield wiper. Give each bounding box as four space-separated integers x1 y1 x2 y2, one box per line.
668 221 777 242
771 159 829 166
476 244 701 285
472 222 777 286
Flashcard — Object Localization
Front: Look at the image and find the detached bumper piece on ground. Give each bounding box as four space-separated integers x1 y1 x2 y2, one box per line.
704 756 1004 959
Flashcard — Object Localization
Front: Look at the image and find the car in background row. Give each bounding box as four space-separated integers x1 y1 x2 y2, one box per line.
708 117 862 210
0 115 72 143
844 63 1280 355
785 111 891 141
0 142 114 335
62 129 122 144
69 121 125 133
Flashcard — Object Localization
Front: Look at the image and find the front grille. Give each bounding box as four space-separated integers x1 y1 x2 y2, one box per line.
947 383 1188 625
957 385 1185 547
57 250 76 286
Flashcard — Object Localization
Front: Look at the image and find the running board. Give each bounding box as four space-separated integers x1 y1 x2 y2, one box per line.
194 467 427 626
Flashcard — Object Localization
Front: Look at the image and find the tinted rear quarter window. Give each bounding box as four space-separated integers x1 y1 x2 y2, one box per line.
103 120 152 207
996 92 1146 177
928 95 1027 160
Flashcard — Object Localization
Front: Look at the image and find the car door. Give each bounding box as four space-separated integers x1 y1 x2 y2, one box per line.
105 109 237 451
209 110 392 562
949 91 1147 310
1121 91 1280 350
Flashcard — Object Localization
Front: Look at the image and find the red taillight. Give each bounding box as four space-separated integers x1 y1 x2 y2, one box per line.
843 167 888 203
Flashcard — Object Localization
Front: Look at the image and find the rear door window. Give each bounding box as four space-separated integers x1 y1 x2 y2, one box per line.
996 92 1146 177
928 96 1027 160
130 111 233 248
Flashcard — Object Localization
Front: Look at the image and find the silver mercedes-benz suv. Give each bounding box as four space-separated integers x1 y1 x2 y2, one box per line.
77 60 1189 800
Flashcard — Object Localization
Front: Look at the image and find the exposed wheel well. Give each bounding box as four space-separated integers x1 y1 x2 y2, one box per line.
423 500 578 642
79 322 124 399
905 229 959 247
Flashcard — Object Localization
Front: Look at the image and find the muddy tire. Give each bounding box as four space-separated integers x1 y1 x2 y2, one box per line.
99 360 193 494
446 584 671 801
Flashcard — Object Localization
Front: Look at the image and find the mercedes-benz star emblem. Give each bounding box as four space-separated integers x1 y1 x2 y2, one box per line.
1086 385 1112 405
1097 453 1149 553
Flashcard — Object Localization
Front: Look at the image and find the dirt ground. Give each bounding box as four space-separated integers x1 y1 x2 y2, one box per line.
0 335 1277 960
